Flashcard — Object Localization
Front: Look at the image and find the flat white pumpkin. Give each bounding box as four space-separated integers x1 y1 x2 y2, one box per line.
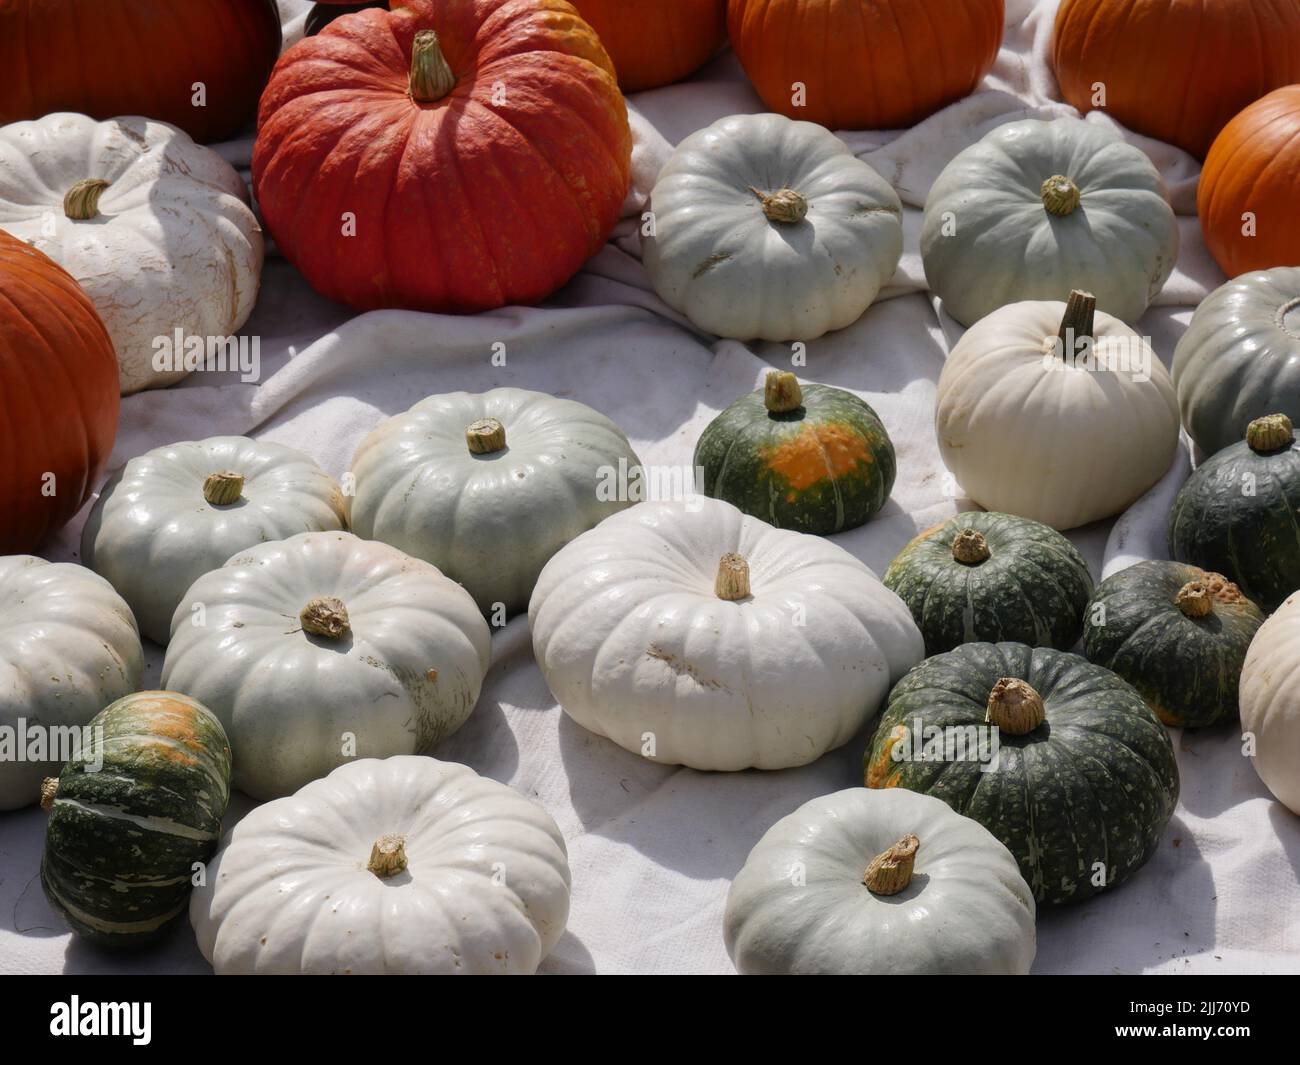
161 532 491 800
529 497 924 770
1239 592 1300 815
642 112 903 341
724 788 1036 975
190 756 570 974
0 113 263 394
82 436 348 645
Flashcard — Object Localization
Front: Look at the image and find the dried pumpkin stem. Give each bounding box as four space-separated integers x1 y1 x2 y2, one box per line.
951 528 990 565
985 678 1046 735
1057 289 1096 360
63 178 110 220
764 370 803 414
409 29 456 103
466 417 506 454
864 834 919 895
301 596 350 639
1040 174 1080 216
40 777 59 811
367 834 408 878
1246 413 1293 454
749 186 809 224
1175 580 1213 618
715 553 751 600
203 470 244 505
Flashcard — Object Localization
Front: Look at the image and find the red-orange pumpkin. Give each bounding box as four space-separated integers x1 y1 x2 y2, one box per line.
254 0 632 313
0 233 119 554
1054 0 1300 160
0 0 282 144
571 0 727 92
726 0 1004 131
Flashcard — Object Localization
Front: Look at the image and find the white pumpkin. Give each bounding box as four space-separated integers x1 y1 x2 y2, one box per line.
0 113 263 394
529 497 924 771
724 788 1037 975
921 117 1178 327
0 556 143 810
1239 592 1300 815
190 756 570 974
642 113 903 342
161 532 491 800
935 292 1180 530
82 436 348 645
347 387 641 619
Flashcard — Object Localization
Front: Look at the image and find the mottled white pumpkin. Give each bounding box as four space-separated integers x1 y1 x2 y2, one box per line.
191 756 570 974
0 113 263 393
642 113 903 341
529 497 924 770
82 436 347 645
724 788 1037 975
1239 592 1300 815
0 557 142 810
161 533 491 800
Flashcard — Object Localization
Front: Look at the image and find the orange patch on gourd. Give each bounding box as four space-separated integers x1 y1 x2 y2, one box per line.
865 725 909 789
761 423 872 498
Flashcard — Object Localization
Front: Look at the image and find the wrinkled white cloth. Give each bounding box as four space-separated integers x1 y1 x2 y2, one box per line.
1 0 1295 976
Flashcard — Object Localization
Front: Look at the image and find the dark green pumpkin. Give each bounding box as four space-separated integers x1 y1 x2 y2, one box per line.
864 642 1178 906
694 372 895 535
1083 561 1263 728
41 691 231 947
884 511 1093 655
1168 413 1300 613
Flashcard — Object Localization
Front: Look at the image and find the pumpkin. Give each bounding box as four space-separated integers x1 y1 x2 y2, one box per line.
1083 561 1263 729
884 511 1093 656
0 557 143 811
724 788 1036 975
0 232 118 552
161 532 492 800
82 437 348 646
1168 414 1300 614
572 0 727 92
348 387 641 619
921 117 1178 327
0 114 264 394
641 114 903 342
1053 0 1300 160
1240 593 1300 814
1173 268 1300 457
695 372 895 535
1198 87 1300 278
727 0 1004 131
936 291 1180 530
865 642 1179 906
306 3 389 37
0 0 282 144
41 691 231 946
530 497 925 771
254 0 631 313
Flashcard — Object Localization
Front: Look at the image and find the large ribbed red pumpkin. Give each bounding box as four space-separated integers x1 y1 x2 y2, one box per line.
571 0 727 92
0 0 282 144
254 0 632 313
0 233 118 553
1054 0 1300 160
726 0 1004 131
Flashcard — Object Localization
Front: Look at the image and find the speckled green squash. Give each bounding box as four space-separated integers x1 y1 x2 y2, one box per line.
864 642 1178 906
1084 562 1263 729
884 511 1093 655
41 691 231 947
695 372 895 535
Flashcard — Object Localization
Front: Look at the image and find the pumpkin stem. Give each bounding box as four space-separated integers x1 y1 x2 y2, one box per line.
40 777 59 811
764 371 803 414
715 553 751 600
1175 580 1213 619
984 678 1046 735
1246 413 1293 454
409 30 457 103
63 178 110 220
863 834 919 895
1056 289 1096 361
202 470 245 506
748 186 809 225
951 528 990 565
367 834 408 878
301 596 350 639
1040 174 1080 216
466 417 506 454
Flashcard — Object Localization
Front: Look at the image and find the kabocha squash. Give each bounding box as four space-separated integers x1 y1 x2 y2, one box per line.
865 642 1179 906
161 532 491 800
0 233 117 552
695 372 896 535
936 292 1180 530
41 692 231 946
254 0 631 313
191 757 571 974
530 497 924 771
82 437 348 646
572 0 727 92
1083 562 1263 729
921 117 1178 327
724 788 1036 975
1168 415 1300 614
884 512 1093 655
727 0 1004 131
1240 594 1300 815
641 114 903 342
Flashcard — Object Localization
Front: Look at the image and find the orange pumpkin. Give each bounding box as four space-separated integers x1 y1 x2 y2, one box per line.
572 0 727 92
726 0 1004 130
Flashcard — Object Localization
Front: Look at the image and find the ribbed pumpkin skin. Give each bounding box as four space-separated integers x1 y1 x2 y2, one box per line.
0 0 281 144
884 512 1093 656
1083 562 1263 729
727 0 1004 131
254 0 632 314
1053 0 1300 160
695 383 896 535
41 692 231 947
572 0 727 92
865 643 1179 906
0 233 118 553
306 3 389 37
